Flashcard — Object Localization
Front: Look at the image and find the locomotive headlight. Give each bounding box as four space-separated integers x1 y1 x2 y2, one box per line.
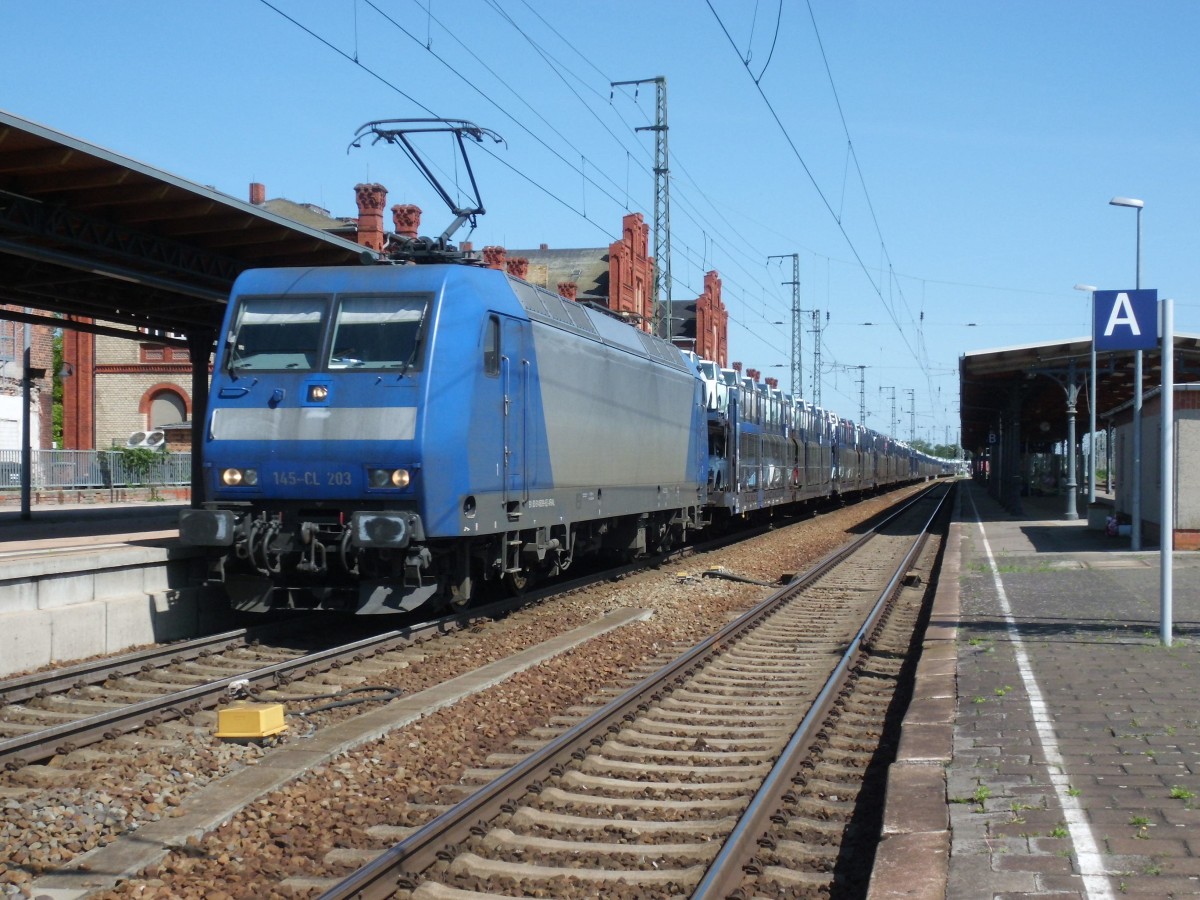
221 467 258 486
308 384 329 402
368 467 411 489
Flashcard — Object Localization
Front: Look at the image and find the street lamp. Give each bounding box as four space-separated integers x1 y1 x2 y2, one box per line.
1056 359 1082 520
1109 198 1144 284
1110 196 1144 549
1075 283 1098 508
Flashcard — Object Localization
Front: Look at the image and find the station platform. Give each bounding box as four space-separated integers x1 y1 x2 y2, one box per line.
0 501 214 677
874 479 1200 899
0 499 185 551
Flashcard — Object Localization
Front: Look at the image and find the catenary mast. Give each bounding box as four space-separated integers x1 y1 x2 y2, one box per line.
611 77 670 338
768 253 802 396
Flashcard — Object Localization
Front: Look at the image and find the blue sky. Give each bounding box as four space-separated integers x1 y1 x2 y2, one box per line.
4 1 1197 447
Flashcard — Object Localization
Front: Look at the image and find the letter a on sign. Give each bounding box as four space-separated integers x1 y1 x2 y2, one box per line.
1104 293 1140 337
1094 289 1158 352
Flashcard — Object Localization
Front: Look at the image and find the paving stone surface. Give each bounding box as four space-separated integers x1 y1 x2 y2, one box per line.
949 482 1200 898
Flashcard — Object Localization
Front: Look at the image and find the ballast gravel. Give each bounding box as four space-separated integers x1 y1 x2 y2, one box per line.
0 486 922 898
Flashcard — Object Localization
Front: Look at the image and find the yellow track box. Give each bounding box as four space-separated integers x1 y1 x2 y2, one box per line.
215 701 287 739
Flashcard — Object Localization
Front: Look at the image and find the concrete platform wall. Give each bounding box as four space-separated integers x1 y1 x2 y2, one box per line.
0 546 226 677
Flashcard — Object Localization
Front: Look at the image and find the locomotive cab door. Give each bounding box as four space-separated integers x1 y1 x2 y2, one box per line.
499 316 529 517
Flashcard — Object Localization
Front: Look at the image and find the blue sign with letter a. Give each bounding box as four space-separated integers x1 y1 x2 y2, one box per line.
1094 289 1158 351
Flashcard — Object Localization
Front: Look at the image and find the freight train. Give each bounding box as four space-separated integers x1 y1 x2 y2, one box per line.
178 260 951 614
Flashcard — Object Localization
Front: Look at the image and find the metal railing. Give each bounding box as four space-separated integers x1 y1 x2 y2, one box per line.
0 448 191 491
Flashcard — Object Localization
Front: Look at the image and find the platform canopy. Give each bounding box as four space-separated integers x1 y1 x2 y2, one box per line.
0 109 368 338
960 333 1200 453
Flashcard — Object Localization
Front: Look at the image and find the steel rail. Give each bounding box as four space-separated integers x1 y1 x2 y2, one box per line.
690 480 952 898
0 608 499 770
0 626 280 706
0 509 755 771
316 482 947 900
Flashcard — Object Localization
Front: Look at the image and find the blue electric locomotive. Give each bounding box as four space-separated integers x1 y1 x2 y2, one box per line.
179 262 708 613
178 118 956 616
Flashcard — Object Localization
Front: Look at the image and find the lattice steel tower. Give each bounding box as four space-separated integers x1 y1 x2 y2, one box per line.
880 386 897 437
811 310 826 406
856 365 866 425
768 253 801 396
612 76 670 338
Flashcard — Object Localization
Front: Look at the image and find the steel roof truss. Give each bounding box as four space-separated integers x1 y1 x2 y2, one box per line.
0 192 241 287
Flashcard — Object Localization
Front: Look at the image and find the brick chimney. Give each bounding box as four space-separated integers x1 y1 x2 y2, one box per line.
506 257 529 279
249 183 266 205
482 246 507 271
557 281 578 301
354 183 388 252
392 204 421 239
732 361 742 374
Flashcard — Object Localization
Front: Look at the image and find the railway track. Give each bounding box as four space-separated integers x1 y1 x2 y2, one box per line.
317 482 951 899
2 483 937 897
0 498 783 774
0 543 722 777
0 626 279 708
0 616 491 772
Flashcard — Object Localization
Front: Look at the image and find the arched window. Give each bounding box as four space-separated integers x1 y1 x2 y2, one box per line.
150 391 186 427
143 388 187 428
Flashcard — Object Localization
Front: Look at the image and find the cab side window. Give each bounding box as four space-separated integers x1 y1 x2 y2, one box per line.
484 315 500 376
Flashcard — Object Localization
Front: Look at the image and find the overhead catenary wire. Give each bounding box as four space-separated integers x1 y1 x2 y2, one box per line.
704 0 921 362
272 0 788 332
704 0 950 433
259 0 974 442
260 0 813 352
501 14 799 324
447 0 803 327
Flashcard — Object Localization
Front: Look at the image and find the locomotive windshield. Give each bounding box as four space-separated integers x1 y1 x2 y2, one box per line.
328 295 428 369
225 294 429 372
227 297 324 371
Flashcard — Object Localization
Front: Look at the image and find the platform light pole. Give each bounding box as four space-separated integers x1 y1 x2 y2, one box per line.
1075 284 1098 507
1061 358 1080 521
1161 297 1175 645
1110 196 1143 549
20 317 32 521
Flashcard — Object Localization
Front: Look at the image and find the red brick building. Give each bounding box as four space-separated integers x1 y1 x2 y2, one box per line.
60 187 730 448
62 321 195 450
606 212 654 326
684 270 729 367
505 211 729 365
